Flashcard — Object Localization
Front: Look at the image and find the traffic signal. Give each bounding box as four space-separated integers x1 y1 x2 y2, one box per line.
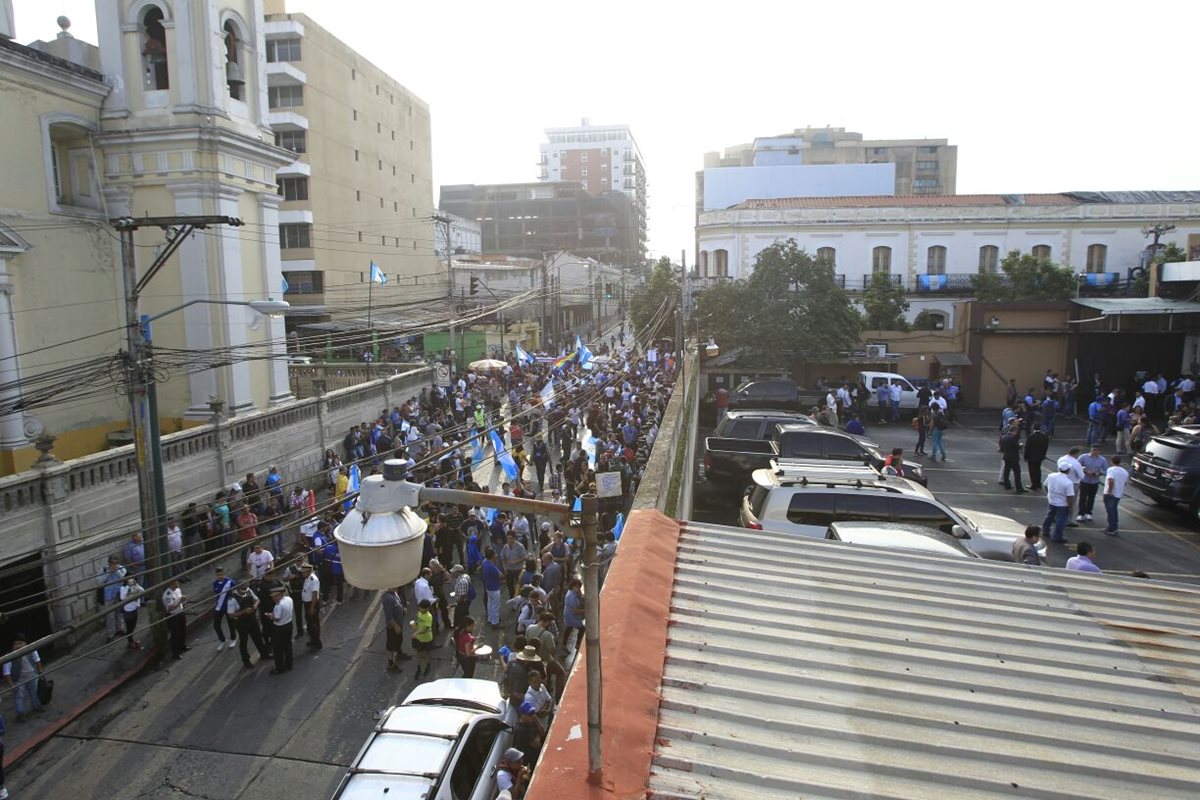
604 281 613 299
469 275 480 295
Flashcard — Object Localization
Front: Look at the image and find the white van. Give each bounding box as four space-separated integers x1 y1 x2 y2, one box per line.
859 371 918 409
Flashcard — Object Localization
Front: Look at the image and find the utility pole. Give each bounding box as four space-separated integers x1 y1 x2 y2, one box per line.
434 213 457 368
678 249 688 365
540 251 548 350
111 214 242 653
579 493 604 780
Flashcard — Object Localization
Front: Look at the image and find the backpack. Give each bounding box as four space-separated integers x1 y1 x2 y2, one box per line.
934 413 949 431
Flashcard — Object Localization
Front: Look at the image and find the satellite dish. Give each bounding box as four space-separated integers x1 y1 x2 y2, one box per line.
23 416 44 439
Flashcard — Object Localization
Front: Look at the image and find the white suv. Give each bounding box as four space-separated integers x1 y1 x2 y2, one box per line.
332 678 516 800
738 464 1034 561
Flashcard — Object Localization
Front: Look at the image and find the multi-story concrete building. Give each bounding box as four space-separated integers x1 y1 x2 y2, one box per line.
695 191 1200 328
433 211 482 263
262 0 441 333
539 120 647 266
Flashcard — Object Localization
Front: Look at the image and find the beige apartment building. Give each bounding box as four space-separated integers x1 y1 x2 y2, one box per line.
263 1 442 338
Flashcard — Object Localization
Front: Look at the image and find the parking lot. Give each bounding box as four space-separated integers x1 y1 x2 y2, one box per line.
693 409 1200 585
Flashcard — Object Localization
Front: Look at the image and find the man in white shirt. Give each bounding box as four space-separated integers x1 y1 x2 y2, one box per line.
413 567 440 638
300 564 322 651
165 517 184 578
162 580 188 659
247 543 274 580
1056 448 1085 526
888 381 902 422
1102 455 1130 535
1042 465 1076 545
269 584 294 674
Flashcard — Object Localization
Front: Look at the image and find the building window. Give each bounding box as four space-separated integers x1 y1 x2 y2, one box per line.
1032 244 1052 262
698 250 708 277
268 85 303 108
266 37 301 63
274 129 306 153
872 246 892 274
922 145 938 154
816 246 837 268
355 190 361 202
1086 243 1108 274
354 149 359 161
377 122 382 133
278 223 311 249
282 270 322 294
277 176 308 201
392 166 396 176
223 21 245 100
917 160 938 171
913 178 939 189
978 245 999 273
714 249 729 277
45 120 100 212
141 6 169 90
926 245 947 275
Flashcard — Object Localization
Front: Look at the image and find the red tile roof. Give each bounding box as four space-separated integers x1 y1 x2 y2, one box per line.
731 194 1077 210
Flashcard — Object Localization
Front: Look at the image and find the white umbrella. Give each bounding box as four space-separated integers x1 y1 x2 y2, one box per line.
468 358 508 372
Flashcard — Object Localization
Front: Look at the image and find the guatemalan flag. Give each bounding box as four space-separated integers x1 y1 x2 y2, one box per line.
540 379 555 408
369 261 388 285
344 463 360 512
576 335 594 368
489 429 519 480
514 343 534 365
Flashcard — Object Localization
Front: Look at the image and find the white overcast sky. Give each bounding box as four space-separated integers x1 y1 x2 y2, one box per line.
17 0 1200 262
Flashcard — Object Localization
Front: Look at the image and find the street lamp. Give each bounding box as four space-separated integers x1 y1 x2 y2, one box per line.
136 298 289 647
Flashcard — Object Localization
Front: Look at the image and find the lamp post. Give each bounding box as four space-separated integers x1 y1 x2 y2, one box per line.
136 298 288 648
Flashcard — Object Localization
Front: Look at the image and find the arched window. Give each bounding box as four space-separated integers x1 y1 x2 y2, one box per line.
1031 244 1052 263
816 246 836 268
926 245 947 275
698 250 708 277
978 245 999 273
872 246 891 274
714 249 729 277
224 20 245 100
1086 244 1107 274
141 6 169 90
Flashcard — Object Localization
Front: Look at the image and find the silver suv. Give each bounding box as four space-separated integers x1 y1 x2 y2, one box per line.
738 464 1032 561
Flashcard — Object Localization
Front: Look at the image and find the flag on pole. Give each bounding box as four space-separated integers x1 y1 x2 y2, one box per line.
540 379 555 407
514 343 534 365
553 351 576 370
369 261 388 285
613 512 625 541
343 463 360 512
576 335 593 367
489 430 519 480
281 275 290 294
582 431 598 468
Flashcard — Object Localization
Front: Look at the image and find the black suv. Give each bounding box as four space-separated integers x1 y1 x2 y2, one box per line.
1130 429 1200 520
712 410 817 440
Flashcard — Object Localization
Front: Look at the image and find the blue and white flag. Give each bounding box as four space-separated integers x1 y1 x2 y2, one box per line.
281 275 290 294
470 435 483 464
489 429 519 480
540 379 555 408
344 463 360 512
576 336 594 367
582 431 598 468
514 343 534 365
369 261 388 285
613 512 625 541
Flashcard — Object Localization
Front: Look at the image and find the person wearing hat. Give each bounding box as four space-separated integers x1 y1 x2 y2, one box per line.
495 747 529 796
1042 463 1076 545
500 645 540 708
512 702 545 768
226 583 269 668
300 563 322 651
449 564 472 623
268 583 295 674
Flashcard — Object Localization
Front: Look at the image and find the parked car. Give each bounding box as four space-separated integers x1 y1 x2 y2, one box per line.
738 463 1032 561
710 409 818 440
1130 429 1200 521
859 371 920 409
724 379 825 413
825 521 979 558
331 678 515 800
704 425 924 490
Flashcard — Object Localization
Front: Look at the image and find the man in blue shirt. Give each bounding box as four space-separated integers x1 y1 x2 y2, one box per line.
875 383 890 425
1086 397 1107 446
124 534 146 578
1114 403 1132 455
481 547 504 627
212 568 237 651
1041 395 1058 436
264 466 283 499
1076 444 1108 523
845 414 866 436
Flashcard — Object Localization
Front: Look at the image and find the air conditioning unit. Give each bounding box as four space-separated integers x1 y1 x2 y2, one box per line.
865 344 887 360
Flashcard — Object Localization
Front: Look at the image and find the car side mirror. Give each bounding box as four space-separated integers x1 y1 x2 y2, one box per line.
951 524 968 539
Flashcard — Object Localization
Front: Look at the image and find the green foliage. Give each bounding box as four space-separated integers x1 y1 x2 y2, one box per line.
861 272 910 330
630 256 679 338
692 239 863 364
970 249 1076 303
912 310 945 331
1133 242 1189 297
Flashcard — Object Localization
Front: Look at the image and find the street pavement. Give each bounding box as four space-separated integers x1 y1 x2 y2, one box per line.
693 409 1200 584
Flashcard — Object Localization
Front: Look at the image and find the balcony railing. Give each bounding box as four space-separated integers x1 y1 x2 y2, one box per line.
862 274 903 289
914 273 977 292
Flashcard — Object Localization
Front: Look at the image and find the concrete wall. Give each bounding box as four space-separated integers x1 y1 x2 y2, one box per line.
702 163 895 211
0 366 433 630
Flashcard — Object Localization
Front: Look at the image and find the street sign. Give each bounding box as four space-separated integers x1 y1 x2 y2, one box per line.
596 471 622 498
435 364 451 387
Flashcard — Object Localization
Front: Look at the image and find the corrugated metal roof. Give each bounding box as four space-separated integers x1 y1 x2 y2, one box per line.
651 521 1200 800
1066 190 1200 204
1073 298 1200 316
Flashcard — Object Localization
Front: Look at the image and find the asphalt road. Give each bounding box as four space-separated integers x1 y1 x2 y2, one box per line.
5 590 517 799
693 411 1200 584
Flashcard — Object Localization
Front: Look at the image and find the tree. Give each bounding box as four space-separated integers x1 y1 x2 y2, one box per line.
629 256 679 338
692 239 862 363
912 310 946 331
861 272 910 330
1136 242 1188 296
971 249 1076 303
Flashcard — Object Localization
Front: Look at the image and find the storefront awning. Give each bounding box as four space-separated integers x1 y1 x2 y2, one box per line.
934 352 972 366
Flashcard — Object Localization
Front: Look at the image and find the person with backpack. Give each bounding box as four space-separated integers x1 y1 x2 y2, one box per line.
930 408 949 462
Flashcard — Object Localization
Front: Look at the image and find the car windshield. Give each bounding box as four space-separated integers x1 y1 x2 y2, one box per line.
946 508 980 534
1143 439 1195 466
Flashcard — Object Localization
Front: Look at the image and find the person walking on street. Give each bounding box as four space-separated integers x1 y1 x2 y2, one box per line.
1012 525 1043 566
162 580 189 660
227 584 269 668
1077 444 1107 522
382 586 412 671
482 547 504 627
913 407 929 456
2 635 45 722
96 556 127 642
268 583 294 674
118 576 145 651
1057 448 1085 526
411 599 435 679
301 563 322 651
929 407 949 461
999 421 1025 493
212 567 237 651
1024 424 1050 490
1103 455 1129 535
453 616 479 678
1042 465 1075 545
